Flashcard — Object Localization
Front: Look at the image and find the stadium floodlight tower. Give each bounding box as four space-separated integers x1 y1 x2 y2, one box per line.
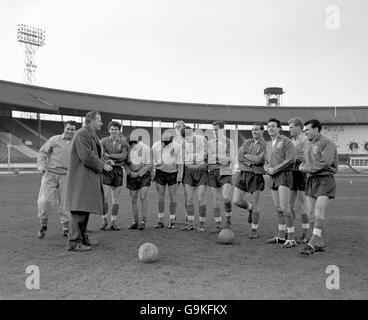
264 87 285 107
17 24 46 85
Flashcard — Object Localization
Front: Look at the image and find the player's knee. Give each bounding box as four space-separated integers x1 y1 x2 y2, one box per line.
212 196 221 207
186 198 194 206
37 200 46 208
111 197 119 204
314 209 324 220
232 198 240 207
224 200 231 210
231 193 240 205
233 201 242 208
253 204 261 212
38 200 51 210
212 198 220 208
284 210 293 218
198 199 206 206
276 208 283 216
223 196 231 203
197 190 206 201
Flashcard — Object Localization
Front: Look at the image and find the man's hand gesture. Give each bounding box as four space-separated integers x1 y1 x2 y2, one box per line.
103 163 113 172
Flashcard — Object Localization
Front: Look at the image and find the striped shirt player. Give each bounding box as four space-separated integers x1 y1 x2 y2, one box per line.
126 136 152 231
300 119 338 255
182 126 208 232
207 121 235 233
264 118 297 248
36 121 78 238
100 121 129 231
152 132 183 229
233 122 266 239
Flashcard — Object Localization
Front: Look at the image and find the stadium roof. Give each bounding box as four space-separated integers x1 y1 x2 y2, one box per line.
1 79 368 124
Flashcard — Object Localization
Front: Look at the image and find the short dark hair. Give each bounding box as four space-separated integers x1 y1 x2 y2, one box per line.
181 125 192 137
65 120 78 128
108 121 122 130
304 119 322 132
85 111 100 124
212 120 226 128
288 117 304 129
268 118 281 128
252 122 264 130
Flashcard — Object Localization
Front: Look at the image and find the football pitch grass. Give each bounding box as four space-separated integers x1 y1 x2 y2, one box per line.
0 173 367 299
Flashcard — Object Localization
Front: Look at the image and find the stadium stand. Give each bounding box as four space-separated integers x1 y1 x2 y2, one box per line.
0 116 44 148
0 132 37 164
1 80 368 124
0 79 367 171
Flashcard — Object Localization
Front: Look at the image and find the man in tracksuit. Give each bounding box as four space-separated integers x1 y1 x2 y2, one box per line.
232 122 266 239
300 119 338 255
151 131 183 229
100 121 129 231
264 118 297 248
36 120 78 238
182 127 208 232
207 121 235 233
288 117 310 244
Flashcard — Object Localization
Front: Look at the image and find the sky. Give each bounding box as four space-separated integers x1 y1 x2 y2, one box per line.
0 0 367 107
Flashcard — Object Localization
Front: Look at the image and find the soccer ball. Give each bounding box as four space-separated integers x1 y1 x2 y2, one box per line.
218 229 235 244
138 243 158 263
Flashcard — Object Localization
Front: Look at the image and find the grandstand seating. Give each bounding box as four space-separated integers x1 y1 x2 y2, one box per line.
0 117 44 149
0 139 36 164
16 118 65 141
13 144 38 158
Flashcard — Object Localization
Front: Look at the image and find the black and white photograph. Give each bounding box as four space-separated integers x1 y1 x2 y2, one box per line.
0 0 367 303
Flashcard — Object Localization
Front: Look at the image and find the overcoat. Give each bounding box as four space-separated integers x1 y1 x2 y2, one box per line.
65 124 105 214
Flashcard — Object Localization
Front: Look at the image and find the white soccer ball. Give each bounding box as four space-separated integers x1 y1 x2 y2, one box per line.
138 243 158 263
218 228 235 244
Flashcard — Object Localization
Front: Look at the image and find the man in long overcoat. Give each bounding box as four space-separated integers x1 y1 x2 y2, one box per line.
65 111 113 252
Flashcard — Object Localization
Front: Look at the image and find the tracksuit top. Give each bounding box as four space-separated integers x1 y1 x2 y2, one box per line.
101 135 129 166
37 134 71 175
207 136 235 174
303 134 338 177
127 141 151 176
151 140 182 173
237 138 266 175
183 134 208 171
264 134 296 175
290 133 309 170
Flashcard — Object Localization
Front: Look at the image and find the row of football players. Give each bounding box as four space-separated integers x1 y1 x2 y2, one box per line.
36 116 337 255
99 118 337 255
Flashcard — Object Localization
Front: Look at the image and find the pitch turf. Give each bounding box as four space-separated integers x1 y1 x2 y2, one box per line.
0 173 367 299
